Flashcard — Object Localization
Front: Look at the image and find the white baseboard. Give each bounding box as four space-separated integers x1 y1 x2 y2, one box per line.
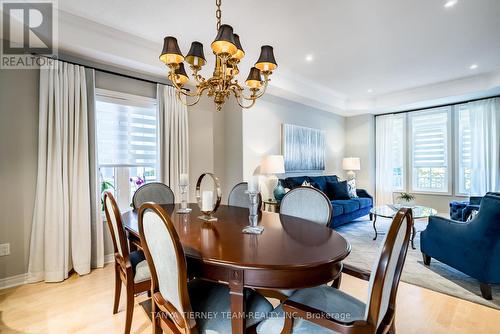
104 253 115 264
0 273 28 290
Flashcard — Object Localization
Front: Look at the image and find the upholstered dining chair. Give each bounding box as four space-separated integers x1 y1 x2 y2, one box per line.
103 192 151 334
280 186 332 226
260 187 333 302
228 182 251 208
137 202 273 334
257 208 414 334
132 182 175 209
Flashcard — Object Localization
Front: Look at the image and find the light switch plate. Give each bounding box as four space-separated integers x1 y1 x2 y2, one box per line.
0 243 10 256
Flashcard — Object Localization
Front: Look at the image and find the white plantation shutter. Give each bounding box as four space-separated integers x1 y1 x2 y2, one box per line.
411 108 449 167
410 107 451 192
96 96 157 167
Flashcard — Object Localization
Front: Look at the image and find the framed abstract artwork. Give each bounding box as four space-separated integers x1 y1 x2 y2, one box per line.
282 123 325 171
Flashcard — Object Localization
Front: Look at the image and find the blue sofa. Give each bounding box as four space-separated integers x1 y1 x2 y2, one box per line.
421 192 500 300
280 175 373 228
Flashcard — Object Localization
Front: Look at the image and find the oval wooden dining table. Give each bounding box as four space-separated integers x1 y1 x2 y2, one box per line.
122 203 351 334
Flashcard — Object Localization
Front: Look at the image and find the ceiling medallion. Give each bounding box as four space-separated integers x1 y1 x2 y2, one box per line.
159 0 277 111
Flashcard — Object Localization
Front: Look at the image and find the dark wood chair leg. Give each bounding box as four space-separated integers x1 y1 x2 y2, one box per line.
124 281 135 334
113 265 122 314
331 273 342 289
422 253 431 266
387 321 396 334
480 283 492 300
281 313 294 334
369 213 374 221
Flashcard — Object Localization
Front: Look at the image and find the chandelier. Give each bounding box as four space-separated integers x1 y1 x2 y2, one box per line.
159 0 277 111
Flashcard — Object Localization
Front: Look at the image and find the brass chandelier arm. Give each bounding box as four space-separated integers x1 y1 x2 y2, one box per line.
168 72 202 98
230 86 257 109
176 90 202 107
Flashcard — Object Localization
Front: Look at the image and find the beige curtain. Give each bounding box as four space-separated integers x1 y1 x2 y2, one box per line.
157 84 189 201
375 115 394 205
28 60 94 282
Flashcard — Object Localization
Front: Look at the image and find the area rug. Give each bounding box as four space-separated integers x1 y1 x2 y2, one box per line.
335 216 500 310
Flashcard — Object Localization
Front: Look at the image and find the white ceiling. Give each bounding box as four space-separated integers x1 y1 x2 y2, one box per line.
55 0 500 115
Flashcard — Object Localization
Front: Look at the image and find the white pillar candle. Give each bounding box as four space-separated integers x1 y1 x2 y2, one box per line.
248 175 260 193
179 173 189 186
201 191 213 211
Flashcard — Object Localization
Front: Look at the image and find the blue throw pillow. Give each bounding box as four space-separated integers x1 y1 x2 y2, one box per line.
326 180 350 200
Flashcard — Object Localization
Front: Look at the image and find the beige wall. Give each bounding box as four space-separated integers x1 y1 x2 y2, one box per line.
0 69 39 279
242 94 346 182
345 114 376 195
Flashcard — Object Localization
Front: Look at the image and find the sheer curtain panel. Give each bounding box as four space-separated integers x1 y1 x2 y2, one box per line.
375 115 395 205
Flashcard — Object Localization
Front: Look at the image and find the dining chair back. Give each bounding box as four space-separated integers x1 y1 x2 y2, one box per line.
228 182 251 208
132 182 175 209
138 203 194 332
104 192 129 258
103 192 151 334
365 208 413 330
280 186 332 226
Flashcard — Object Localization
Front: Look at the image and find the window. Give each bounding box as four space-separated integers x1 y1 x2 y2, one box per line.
96 89 158 211
392 115 405 191
409 108 451 193
456 104 472 195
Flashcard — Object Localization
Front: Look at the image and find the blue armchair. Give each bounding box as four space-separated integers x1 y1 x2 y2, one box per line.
421 192 500 300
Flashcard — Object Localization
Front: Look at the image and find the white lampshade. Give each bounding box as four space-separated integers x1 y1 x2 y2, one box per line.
342 157 360 171
260 155 285 174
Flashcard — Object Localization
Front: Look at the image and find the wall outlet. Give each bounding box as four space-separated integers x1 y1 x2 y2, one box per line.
0 243 10 256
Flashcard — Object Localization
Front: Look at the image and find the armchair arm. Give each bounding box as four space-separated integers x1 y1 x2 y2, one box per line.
356 189 372 199
282 299 369 333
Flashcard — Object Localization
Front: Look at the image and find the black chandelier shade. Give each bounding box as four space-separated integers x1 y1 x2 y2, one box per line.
232 33 245 60
186 41 206 67
160 36 184 65
174 63 189 86
255 45 277 72
245 67 262 88
211 24 238 55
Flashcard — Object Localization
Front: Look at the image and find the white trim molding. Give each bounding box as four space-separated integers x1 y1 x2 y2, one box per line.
0 273 28 290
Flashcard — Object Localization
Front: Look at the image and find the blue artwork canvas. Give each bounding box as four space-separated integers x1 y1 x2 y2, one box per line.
282 124 325 171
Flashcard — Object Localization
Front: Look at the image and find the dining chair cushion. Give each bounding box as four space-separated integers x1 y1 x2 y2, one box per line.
188 279 273 332
256 285 366 334
129 250 151 283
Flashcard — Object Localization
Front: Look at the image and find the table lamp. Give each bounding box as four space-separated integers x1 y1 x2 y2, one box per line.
260 155 285 201
343 157 360 180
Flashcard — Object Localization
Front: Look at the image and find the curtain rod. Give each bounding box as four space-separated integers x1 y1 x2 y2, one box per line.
32 53 189 91
375 94 500 117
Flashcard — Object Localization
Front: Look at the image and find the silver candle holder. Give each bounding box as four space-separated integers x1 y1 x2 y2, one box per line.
177 183 192 213
195 173 222 222
242 190 264 234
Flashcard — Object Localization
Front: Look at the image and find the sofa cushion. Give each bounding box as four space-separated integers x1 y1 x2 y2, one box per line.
325 175 339 184
333 199 360 214
331 203 344 217
353 197 372 209
326 180 350 200
308 176 328 192
283 176 309 189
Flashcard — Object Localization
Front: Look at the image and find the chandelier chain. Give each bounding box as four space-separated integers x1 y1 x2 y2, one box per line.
215 0 222 31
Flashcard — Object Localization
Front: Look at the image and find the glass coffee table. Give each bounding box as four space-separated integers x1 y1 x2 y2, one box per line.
370 205 437 249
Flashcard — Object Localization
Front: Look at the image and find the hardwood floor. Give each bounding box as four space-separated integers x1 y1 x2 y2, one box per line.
0 264 498 333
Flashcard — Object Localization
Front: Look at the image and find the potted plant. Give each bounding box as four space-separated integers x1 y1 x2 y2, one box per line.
396 192 415 207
